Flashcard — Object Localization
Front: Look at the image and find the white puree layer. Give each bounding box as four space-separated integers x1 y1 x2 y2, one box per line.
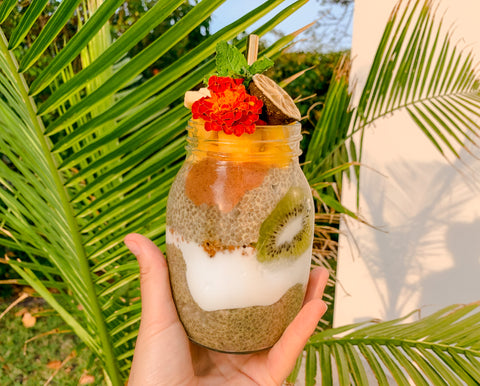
166 227 311 312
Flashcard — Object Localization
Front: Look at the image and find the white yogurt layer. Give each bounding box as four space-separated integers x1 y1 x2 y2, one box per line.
166 226 311 311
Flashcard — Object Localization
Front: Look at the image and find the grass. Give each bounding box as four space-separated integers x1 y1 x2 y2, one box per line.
0 294 104 385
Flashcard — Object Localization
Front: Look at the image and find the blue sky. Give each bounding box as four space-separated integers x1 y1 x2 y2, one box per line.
209 0 353 51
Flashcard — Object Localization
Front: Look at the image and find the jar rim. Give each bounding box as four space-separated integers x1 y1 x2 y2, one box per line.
187 119 301 130
185 119 303 162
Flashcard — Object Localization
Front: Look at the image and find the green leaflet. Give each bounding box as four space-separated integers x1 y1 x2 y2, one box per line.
249 55 275 75
215 40 249 77
7 0 49 50
0 0 16 24
214 40 274 83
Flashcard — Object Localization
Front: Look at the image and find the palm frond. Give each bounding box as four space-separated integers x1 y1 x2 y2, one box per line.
305 0 480 217
0 0 314 384
304 303 480 385
304 56 354 189
0 0 312 383
301 56 361 226
297 3 480 381
4 0 480 383
21 0 126 76
355 0 480 160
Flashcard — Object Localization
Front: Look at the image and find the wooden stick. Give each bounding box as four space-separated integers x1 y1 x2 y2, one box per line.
247 34 259 65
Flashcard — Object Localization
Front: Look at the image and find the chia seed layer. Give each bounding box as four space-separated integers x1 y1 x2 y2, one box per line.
166 244 306 352
166 159 299 247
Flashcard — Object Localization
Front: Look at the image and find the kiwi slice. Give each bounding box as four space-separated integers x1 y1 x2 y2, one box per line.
249 74 301 125
256 186 313 263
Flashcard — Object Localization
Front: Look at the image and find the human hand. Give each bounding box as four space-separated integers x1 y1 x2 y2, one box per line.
124 233 329 386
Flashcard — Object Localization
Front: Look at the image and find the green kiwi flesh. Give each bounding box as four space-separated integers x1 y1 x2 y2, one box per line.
256 186 313 263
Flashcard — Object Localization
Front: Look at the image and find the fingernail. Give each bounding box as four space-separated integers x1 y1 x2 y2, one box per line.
320 300 328 315
125 239 141 256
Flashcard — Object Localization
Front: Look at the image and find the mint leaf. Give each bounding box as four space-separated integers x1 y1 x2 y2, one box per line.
212 41 274 85
215 41 248 77
248 56 274 76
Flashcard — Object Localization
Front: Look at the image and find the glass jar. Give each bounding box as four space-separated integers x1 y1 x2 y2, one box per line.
166 119 314 353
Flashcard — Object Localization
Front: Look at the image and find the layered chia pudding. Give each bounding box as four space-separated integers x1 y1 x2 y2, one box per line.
165 41 315 353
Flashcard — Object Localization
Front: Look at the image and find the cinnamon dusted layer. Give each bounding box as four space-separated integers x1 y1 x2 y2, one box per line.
185 157 269 212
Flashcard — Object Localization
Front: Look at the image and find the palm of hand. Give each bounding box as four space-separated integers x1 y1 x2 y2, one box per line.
192 343 276 385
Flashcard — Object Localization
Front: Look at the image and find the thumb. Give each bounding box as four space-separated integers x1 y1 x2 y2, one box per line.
124 233 178 327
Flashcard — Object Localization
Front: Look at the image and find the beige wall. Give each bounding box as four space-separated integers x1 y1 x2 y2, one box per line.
334 0 480 327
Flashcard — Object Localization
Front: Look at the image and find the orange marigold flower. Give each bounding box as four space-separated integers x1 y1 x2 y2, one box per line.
192 76 263 136
208 76 243 93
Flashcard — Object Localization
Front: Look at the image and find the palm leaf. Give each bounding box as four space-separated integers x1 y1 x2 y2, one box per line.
0 0 309 383
296 0 480 381
301 56 362 225
306 0 480 215
304 56 354 190
306 303 480 385
355 0 480 160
